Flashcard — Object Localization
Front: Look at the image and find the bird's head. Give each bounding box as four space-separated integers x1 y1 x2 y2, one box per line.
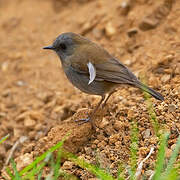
43 32 89 62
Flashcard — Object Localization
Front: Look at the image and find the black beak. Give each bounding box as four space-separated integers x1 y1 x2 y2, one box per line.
43 45 54 50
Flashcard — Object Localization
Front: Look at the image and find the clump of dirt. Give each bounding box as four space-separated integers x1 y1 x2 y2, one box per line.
0 0 180 179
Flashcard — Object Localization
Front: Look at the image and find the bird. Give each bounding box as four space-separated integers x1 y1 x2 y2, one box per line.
43 32 164 127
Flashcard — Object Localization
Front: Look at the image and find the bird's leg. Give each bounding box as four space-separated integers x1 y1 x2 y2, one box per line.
90 95 105 118
101 89 117 109
75 95 105 125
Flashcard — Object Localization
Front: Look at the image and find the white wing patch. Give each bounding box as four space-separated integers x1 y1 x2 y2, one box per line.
87 62 96 85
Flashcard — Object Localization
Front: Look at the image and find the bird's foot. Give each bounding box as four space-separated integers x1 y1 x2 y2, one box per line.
75 116 91 125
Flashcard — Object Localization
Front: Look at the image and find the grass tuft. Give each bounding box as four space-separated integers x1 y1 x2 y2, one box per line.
0 134 10 145
129 121 139 180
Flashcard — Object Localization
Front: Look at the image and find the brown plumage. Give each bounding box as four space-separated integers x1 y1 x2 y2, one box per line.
43 32 164 127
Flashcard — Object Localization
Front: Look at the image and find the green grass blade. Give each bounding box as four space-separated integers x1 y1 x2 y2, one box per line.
141 76 160 137
0 134 10 145
144 92 160 137
162 135 180 179
130 121 139 179
53 149 62 180
37 170 43 180
23 153 51 179
62 150 115 180
117 161 125 180
22 161 46 180
10 159 21 180
5 166 14 179
20 134 68 176
153 133 169 180
164 167 179 180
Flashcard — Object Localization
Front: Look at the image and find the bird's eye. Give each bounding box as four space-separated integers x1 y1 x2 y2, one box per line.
59 43 67 50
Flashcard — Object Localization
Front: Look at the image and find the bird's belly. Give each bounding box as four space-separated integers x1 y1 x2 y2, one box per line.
64 66 113 96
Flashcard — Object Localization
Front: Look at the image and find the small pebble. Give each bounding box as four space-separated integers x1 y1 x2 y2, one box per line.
145 170 154 177
105 22 116 37
142 129 151 139
62 161 74 170
24 117 36 128
171 144 176 150
127 28 138 37
99 117 109 128
168 104 176 113
166 148 172 158
113 121 123 131
139 17 159 31
161 74 171 83
16 153 33 171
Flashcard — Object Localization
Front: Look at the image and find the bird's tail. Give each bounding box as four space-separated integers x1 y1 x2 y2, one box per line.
135 81 164 101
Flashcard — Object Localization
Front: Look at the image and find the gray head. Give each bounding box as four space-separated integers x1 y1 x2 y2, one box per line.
43 32 89 61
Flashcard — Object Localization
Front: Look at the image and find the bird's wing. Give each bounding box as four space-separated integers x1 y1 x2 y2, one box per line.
70 57 139 85
95 58 139 85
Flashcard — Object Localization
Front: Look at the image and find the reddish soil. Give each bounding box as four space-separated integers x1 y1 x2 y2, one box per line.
0 0 180 179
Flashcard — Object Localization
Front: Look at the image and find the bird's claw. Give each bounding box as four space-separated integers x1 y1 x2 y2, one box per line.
75 117 91 125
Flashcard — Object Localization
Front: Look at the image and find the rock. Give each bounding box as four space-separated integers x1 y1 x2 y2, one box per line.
127 28 138 37
16 153 33 171
99 117 109 128
92 28 103 40
93 139 99 145
168 104 176 113
2 89 11 97
105 22 116 37
142 129 151 139
1 61 9 72
80 14 103 35
84 147 92 155
113 121 123 131
13 128 22 138
52 105 64 114
35 123 43 131
145 170 154 177
97 134 104 141
127 109 135 119
91 144 96 149
24 117 36 128
16 111 29 122
36 91 54 103
0 112 6 118
139 147 150 156
139 17 159 31
29 111 44 121
33 109 93 156
16 80 26 86
161 74 171 83
139 0 174 31
62 161 74 170
165 148 172 158
171 144 176 150
23 143 35 154
17 110 44 123
124 59 132 66
104 124 116 136
109 134 119 144
149 77 160 89
120 0 132 16
97 140 107 149
0 146 6 159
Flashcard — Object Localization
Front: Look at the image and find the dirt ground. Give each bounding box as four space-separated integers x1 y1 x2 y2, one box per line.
0 0 180 179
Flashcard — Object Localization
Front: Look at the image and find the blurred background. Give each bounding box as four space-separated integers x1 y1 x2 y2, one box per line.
0 0 179 178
